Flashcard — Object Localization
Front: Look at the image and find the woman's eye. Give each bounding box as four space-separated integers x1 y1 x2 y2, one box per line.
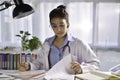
59 25 64 27
51 24 65 28
52 25 57 28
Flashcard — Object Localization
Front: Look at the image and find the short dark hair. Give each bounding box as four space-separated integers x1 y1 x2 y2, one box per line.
49 5 69 27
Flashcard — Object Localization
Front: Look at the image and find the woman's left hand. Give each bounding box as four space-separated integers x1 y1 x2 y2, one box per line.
71 61 82 74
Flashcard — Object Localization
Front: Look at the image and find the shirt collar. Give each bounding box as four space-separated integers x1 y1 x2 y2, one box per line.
49 33 74 47
63 33 74 47
67 33 75 42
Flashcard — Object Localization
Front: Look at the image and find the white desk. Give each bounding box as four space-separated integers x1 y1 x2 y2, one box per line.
1 70 120 80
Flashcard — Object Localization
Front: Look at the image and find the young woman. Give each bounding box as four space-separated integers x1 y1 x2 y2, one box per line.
19 5 100 74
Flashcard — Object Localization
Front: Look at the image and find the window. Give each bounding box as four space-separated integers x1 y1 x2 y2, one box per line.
68 2 93 44
0 6 33 48
0 0 120 49
98 3 120 46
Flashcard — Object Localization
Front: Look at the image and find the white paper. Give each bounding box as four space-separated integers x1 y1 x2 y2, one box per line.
75 70 120 80
0 74 15 79
44 54 75 80
75 72 105 80
0 70 45 79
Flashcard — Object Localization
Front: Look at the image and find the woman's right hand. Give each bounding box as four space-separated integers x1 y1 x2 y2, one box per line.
18 62 30 71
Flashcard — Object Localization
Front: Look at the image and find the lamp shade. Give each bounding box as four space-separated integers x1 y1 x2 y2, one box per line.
13 4 34 19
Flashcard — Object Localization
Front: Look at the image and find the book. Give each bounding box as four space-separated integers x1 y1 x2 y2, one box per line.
20 53 26 63
9 54 14 70
75 70 120 80
0 52 37 70
16 53 20 70
26 53 32 62
0 54 2 69
14 53 17 70
2 54 7 70
6 53 10 70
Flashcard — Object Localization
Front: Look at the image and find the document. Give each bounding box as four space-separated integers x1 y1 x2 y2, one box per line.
0 70 45 79
44 54 75 80
0 73 15 80
75 70 120 80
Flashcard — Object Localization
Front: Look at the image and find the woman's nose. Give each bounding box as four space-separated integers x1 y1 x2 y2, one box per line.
57 27 62 31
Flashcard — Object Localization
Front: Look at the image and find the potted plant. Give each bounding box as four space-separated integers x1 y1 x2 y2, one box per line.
16 30 42 51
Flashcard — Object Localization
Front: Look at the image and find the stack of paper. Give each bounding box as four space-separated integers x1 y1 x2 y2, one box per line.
0 73 15 80
0 70 45 79
75 70 120 80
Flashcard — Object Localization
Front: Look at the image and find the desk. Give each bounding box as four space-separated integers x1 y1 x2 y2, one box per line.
0 70 75 80
1 70 119 80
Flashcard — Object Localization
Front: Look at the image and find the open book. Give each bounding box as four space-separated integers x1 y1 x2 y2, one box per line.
75 70 120 80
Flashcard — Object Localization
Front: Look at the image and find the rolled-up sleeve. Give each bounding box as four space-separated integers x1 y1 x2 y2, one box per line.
30 42 50 70
70 39 100 73
79 41 100 73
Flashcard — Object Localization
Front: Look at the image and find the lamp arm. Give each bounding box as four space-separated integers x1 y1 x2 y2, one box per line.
13 0 24 6
4 1 14 8
0 1 14 11
0 2 5 6
0 7 7 11
0 1 8 11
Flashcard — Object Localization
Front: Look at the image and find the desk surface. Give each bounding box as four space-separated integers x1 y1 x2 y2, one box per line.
0 70 75 80
1 70 119 80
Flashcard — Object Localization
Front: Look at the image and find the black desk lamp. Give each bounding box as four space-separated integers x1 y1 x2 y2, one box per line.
13 0 34 19
0 0 34 19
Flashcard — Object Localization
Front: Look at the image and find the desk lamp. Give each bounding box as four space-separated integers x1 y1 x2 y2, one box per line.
0 0 34 19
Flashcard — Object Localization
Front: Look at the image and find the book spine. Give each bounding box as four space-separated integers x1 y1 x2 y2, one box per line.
14 54 17 70
6 53 10 70
26 53 32 62
10 54 14 70
16 53 20 70
0 53 2 69
0 52 37 70
2 54 7 70
20 53 26 63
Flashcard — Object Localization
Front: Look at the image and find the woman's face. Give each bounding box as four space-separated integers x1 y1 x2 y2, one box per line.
50 18 69 38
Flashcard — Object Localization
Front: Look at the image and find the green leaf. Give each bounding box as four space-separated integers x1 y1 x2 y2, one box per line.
28 36 42 51
16 30 42 51
20 31 24 34
25 31 31 35
16 35 21 37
